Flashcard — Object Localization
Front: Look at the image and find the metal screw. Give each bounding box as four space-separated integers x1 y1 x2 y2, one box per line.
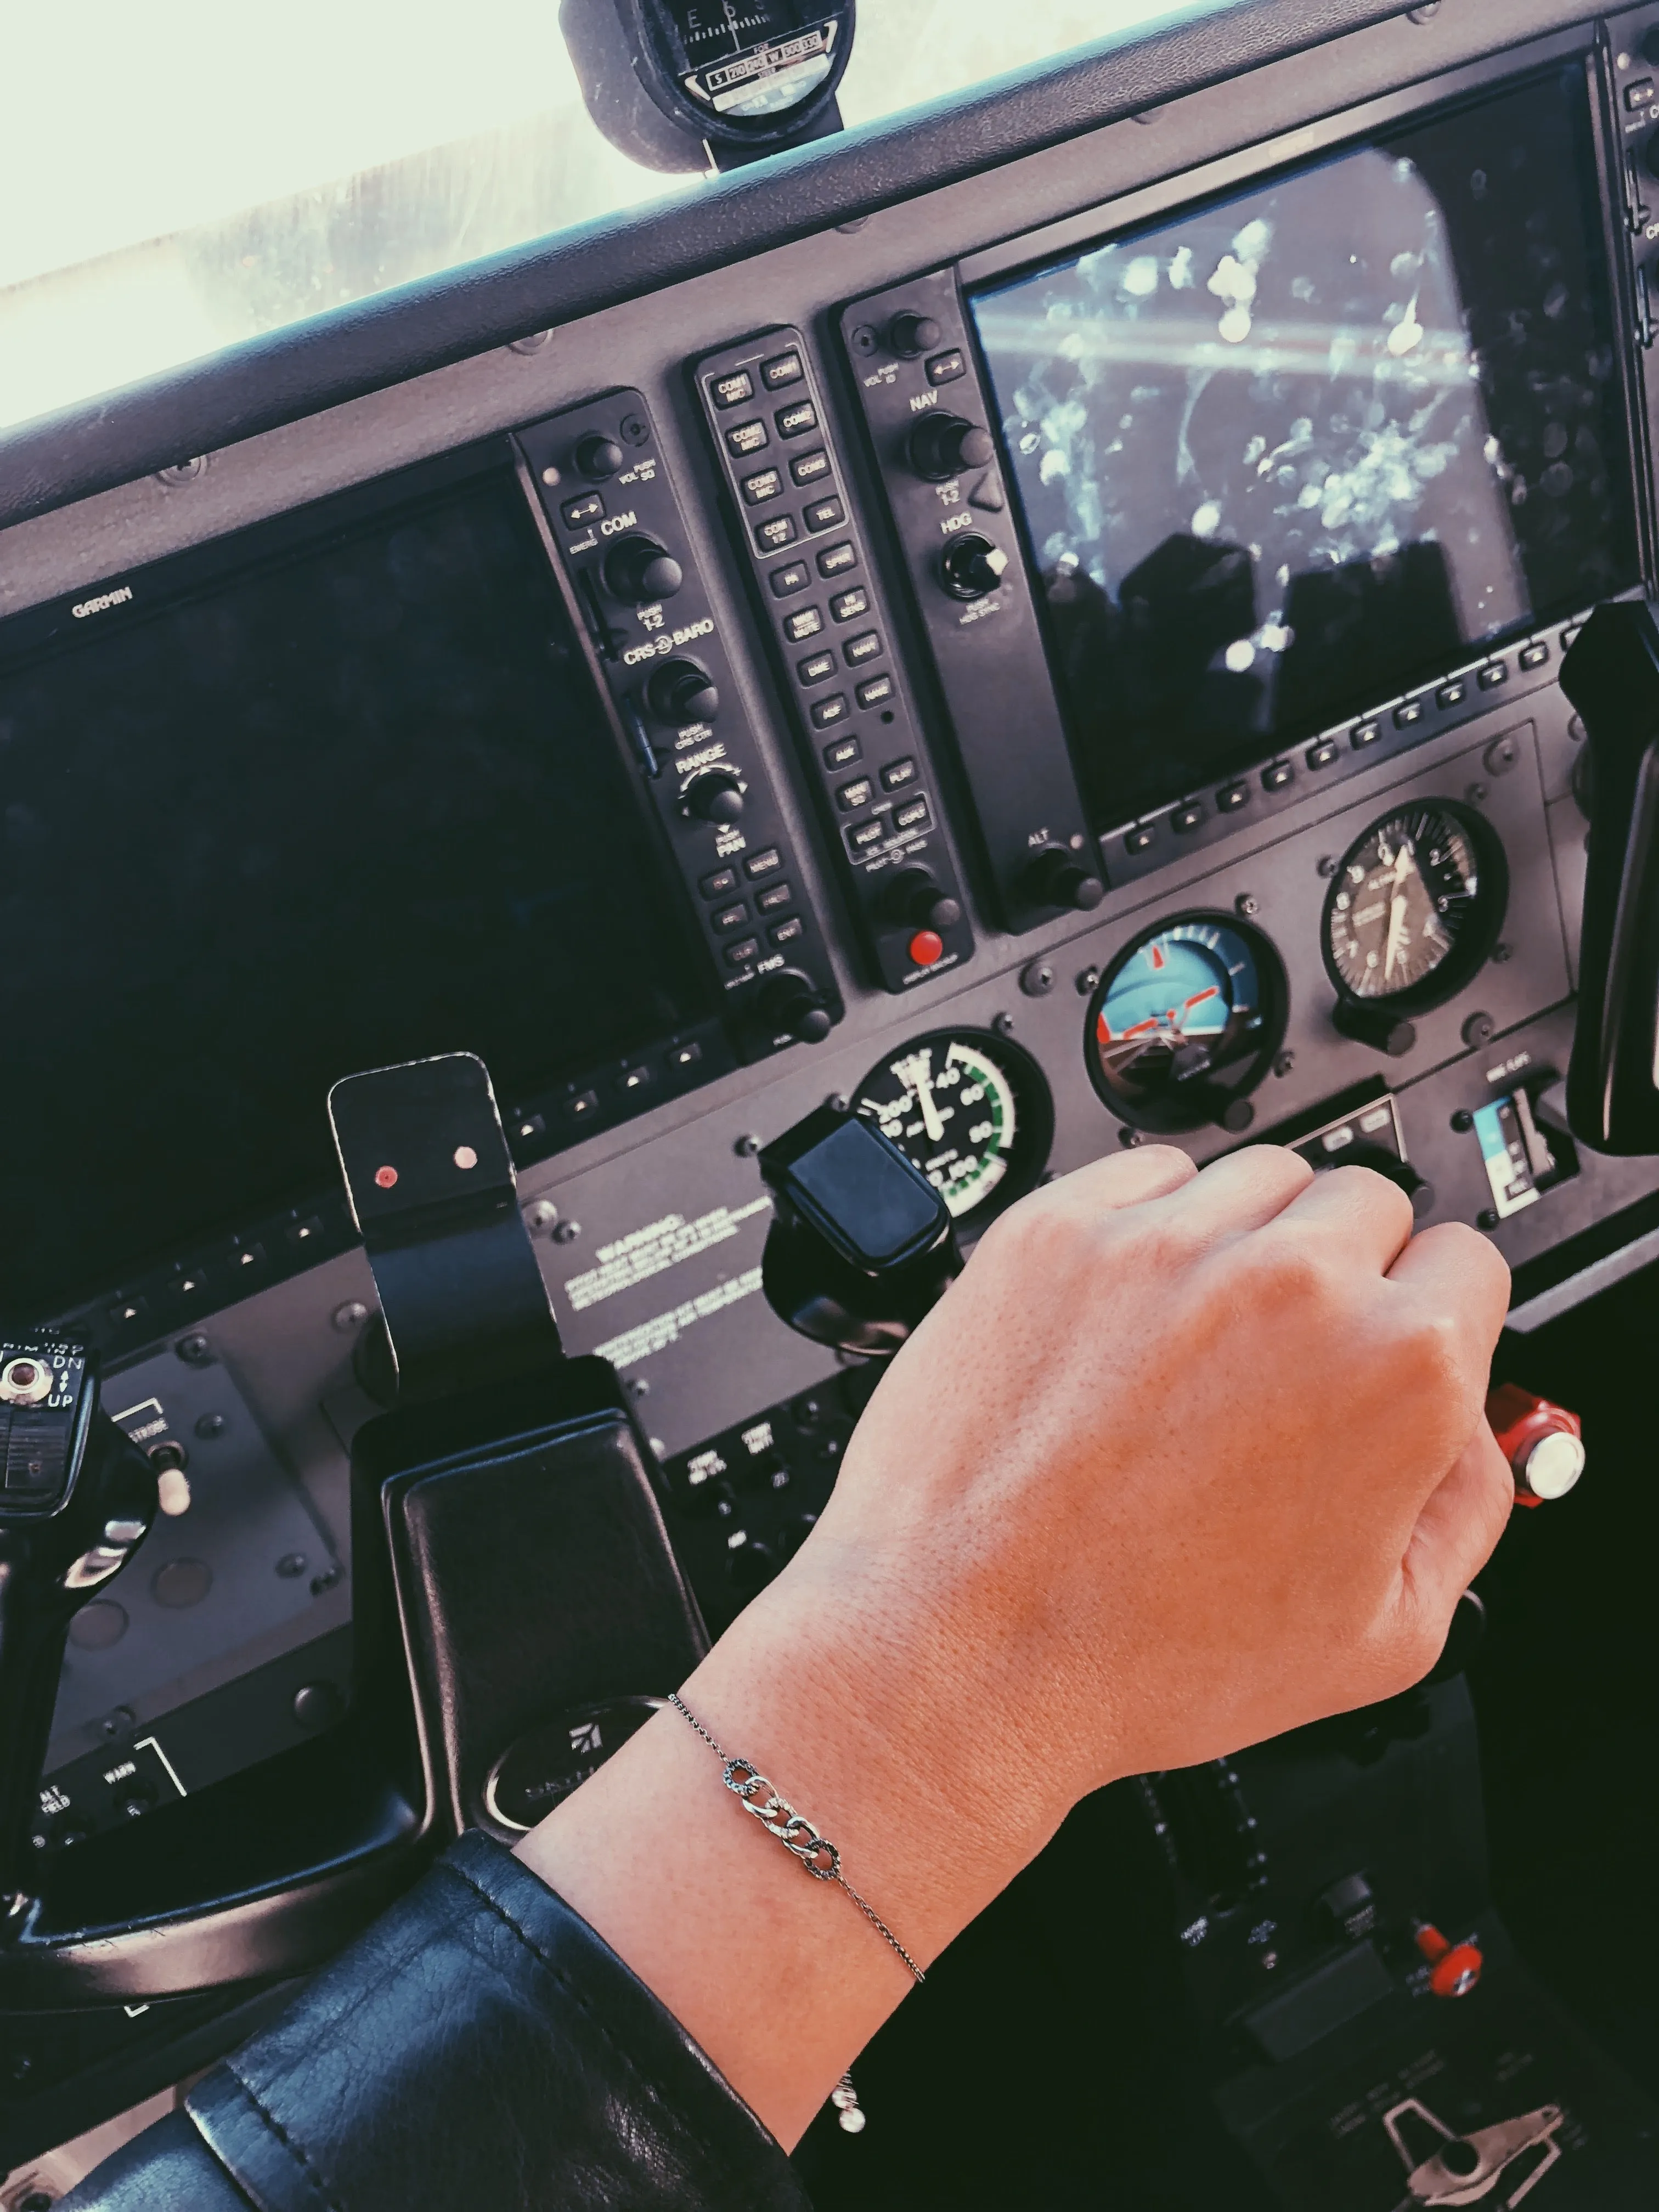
1477 1207 1500 1232
551 1220 581 1245
508 329 552 354
1317 855 1339 878
100 1706 136 1739
1119 1126 1142 1147
311 1564 344 1597
1274 1051 1296 1078
734 1132 761 1159
1461 1010 1496 1048
627 1376 650 1400
1451 1109 1475 1132
1491 941 1513 964
155 456 206 488
1465 781 1489 805
837 216 870 235
1483 734 1520 777
276 1553 308 1579
849 323 879 355
1076 965 1101 996
1407 2 1441 21
194 1411 227 1441
1568 713 1587 743
523 1199 560 1233
1019 958 1056 997
825 1094 849 1114
992 1012 1017 1037
332 1301 369 1334
619 413 650 446
1235 893 1259 918
176 1334 212 1367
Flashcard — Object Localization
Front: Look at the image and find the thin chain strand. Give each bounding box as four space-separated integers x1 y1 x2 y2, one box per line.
666 1692 925 1985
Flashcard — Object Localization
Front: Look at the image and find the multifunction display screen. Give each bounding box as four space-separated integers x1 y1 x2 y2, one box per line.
0 467 714 1317
970 65 1638 828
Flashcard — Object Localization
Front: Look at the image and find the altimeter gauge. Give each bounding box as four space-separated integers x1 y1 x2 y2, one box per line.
1322 800 1506 1012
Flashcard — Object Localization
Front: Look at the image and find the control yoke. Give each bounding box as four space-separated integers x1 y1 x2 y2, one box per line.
1559 601 1659 1153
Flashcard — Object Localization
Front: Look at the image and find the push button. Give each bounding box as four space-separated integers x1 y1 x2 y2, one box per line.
813 698 853 734
1627 77 1656 110
775 400 817 437
855 673 894 708
668 1041 703 1071
1217 781 1249 812
790 449 832 487
561 490 604 527
843 630 882 665
837 776 874 811
816 541 857 577
783 606 824 642
798 649 836 684
1124 825 1155 854
699 866 738 898
770 560 811 596
1262 760 1294 792
1391 702 1422 730
804 495 845 532
848 819 885 852
617 1064 655 1097
1307 738 1339 769
725 936 761 966
1351 720 1384 748
1478 661 1509 690
756 881 793 913
710 369 754 408
1436 680 1467 709
712 902 749 931
563 1089 600 1126
1171 803 1204 834
754 515 797 552
768 917 804 947
893 798 931 831
830 586 870 622
926 348 966 385
726 419 768 456
823 735 862 769
743 847 783 879
741 466 783 505
761 349 805 390
1519 641 1549 670
909 928 945 965
880 757 917 791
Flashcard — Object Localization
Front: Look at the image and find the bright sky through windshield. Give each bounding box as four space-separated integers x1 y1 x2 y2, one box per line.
0 3 1200 435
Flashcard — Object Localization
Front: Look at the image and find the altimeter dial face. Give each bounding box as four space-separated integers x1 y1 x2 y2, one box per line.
854 1032 1050 1222
1323 802 1503 1009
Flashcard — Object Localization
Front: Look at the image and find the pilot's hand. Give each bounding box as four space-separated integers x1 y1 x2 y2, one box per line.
522 1144 1511 2147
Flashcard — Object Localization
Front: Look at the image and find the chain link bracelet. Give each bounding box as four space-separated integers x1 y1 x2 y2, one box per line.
666 1692 926 1985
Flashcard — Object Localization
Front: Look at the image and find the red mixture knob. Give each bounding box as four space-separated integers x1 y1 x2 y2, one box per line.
1485 1384 1584 1506
1415 1921 1483 1998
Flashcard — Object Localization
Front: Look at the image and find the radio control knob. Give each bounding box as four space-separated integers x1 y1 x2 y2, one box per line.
939 533 1008 600
888 310 943 359
684 768 744 824
1344 1141 1435 1220
575 433 625 479
907 414 996 483
758 968 833 1046
601 534 684 606
1331 998 1417 1057
884 866 961 936
646 657 719 726
1024 844 1104 913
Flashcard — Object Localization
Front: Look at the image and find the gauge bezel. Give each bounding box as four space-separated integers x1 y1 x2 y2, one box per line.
1319 798 1509 1016
1084 912 1290 1134
850 1027 1054 1229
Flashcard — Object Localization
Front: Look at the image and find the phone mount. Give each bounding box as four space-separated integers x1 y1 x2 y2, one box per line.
1559 601 1659 1153
758 1103 961 1355
561 0 855 174
0 1054 703 2006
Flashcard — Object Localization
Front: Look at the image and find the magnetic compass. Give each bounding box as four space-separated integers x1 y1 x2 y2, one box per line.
854 1030 1052 1223
1087 915 1289 1132
1322 800 1506 1013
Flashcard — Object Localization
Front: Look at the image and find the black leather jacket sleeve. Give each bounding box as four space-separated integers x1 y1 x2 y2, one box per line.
62 1830 812 2211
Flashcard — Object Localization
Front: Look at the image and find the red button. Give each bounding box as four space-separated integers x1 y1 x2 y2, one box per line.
909 930 945 967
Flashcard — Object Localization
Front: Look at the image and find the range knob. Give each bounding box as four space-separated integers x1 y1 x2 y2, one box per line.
1344 1141 1436 1220
1331 998 1417 1057
888 310 943 359
757 968 834 1046
683 768 744 824
646 657 719 726
575 433 625 479
906 414 996 483
1023 843 1104 913
884 866 962 937
601 534 684 606
1486 1383 1585 1505
939 533 1009 600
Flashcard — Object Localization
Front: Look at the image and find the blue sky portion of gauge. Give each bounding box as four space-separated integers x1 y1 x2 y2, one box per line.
1096 921 1260 1049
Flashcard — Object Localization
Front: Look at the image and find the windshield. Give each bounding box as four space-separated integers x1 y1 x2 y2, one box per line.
0 3 1205 436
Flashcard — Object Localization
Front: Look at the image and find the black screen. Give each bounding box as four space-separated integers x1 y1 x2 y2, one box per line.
971 65 1639 828
0 466 715 1316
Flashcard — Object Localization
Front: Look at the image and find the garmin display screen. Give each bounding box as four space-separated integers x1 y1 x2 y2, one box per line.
970 65 1638 829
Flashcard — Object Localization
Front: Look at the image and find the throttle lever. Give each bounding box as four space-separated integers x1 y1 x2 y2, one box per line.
0 1339 158 1907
